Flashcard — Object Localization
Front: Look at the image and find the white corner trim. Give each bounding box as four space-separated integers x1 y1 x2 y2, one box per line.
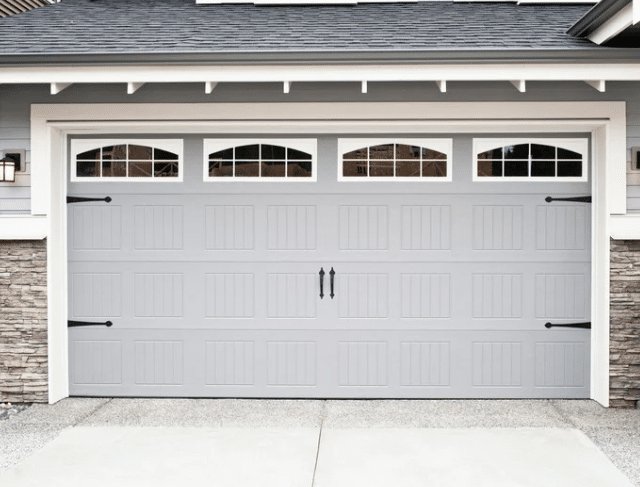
205 81 218 94
585 80 606 93
283 81 291 94
509 80 526 93
50 82 72 95
610 214 640 239
127 82 145 95
361 81 368 94
436 80 447 93
0 215 47 239
589 2 633 45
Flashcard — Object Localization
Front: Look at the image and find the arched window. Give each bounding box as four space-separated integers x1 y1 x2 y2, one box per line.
205 140 316 180
474 139 587 180
338 139 452 180
73 140 182 180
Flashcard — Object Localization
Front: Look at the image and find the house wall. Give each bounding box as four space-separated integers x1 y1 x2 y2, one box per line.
0 239 47 403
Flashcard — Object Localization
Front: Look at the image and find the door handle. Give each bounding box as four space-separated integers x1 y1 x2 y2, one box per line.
319 267 325 299
329 267 335 299
545 321 591 329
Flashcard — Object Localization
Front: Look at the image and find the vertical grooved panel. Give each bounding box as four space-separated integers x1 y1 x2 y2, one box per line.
205 274 254 318
536 274 587 319
72 205 121 250
473 274 522 318
472 342 522 386
134 341 183 385
267 206 317 250
401 342 450 386
72 341 122 385
536 205 588 250
401 274 450 318
473 205 523 250
339 205 388 250
535 342 586 387
205 205 254 250
134 273 183 317
338 342 387 386
339 274 388 318
267 342 316 386
267 274 316 318
72 273 121 318
134 205 183 250
205 341 254 385
401 205 451 250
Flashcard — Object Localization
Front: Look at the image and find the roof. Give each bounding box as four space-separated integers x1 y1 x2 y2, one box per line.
0 0 602 59
0 0 51 18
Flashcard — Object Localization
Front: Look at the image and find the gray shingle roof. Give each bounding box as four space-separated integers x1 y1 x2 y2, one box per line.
0 0 602 56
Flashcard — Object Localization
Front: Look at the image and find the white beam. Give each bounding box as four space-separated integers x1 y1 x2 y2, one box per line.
205 81 218 94
509 80 526 93
283 81 291 94
50 82 71 95
589 2 633 44
127 82 145 95
585 80 606 92
436 80 447 93
361 80 368 94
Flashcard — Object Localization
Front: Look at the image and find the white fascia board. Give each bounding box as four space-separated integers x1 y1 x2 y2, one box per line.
610 213 640 238
0 215 47 239
8 63 640 85
589 2 633 45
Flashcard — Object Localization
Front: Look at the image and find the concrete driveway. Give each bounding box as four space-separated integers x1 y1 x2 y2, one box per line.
0 399 638 486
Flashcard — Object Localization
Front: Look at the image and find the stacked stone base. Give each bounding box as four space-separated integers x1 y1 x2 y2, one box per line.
0 240 47 403
610 239 640 408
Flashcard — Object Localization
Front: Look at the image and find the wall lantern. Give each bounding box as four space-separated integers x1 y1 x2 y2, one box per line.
0 156 16 182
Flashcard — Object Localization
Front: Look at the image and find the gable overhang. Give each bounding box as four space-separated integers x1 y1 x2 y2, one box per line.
568 0 640 44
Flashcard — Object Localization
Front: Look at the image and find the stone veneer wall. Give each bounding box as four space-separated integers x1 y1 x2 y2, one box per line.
0 240 47 403
610 239 640 408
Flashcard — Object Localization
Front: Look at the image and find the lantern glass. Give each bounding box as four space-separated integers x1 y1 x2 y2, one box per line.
1 159 15 182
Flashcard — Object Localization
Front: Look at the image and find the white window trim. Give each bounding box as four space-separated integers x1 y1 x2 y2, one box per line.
70 139 184 182
472 138 589 182
203 138 317 182
337 138 453 182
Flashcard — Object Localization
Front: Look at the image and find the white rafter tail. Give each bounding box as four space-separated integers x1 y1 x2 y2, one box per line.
436 80 447 93
585 80 606 93
127 82 145 95
361 80 368 94
205 81 218 94
283 81 291 94
50 82 72 95
510 80 526 93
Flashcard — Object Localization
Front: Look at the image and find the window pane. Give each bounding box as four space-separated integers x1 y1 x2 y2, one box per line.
129 161 153 177
369 144 394 160
504 160 528 177
423 160 447 177
287 148 312 160
209 148 233 160
77 148 101 161
261 145 286 160
76 161 99 177
209 160 233 177
343 148 368 160
261 160 286 177
396 160 420 177
343 160 367 177
531 144 556 159
504 144 529 159
369 160 394 177
422 148 447 160
128 145 152 160
102 160 126 177
531 160 555 177
557 160 582 177
154 162 179 177
287 161 312 177
478 148 502 161
235 145 259 160
478 160 502 177
102 145 126 161
153 148 178 161
234 161 259 177
558 148 582 160
395 145 421 160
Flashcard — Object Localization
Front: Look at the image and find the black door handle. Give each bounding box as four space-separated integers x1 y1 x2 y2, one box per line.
545 322 591 329
67 196 112 204
329 267 335 299
68 320 113 328
545 196 591 203
319 268 325 299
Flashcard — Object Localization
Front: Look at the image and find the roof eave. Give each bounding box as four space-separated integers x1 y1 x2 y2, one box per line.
568 0 632 37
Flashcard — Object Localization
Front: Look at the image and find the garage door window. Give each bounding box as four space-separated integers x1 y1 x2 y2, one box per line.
473 138 588 182
71 139 183 182
204 139 317 181
338 139 452 181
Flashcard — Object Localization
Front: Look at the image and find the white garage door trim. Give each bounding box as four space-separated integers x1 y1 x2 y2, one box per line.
30 101 625 406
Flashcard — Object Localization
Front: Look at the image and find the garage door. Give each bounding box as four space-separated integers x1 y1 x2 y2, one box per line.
67 136 591 398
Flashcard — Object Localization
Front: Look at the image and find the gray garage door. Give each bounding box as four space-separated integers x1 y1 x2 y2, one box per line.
68 137 591 398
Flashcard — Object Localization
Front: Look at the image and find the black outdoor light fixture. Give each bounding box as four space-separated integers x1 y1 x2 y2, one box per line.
0 156 15 183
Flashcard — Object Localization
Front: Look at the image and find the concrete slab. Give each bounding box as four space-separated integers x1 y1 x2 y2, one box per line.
0 427 320 487
314 428 635 487
552 400 640 431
